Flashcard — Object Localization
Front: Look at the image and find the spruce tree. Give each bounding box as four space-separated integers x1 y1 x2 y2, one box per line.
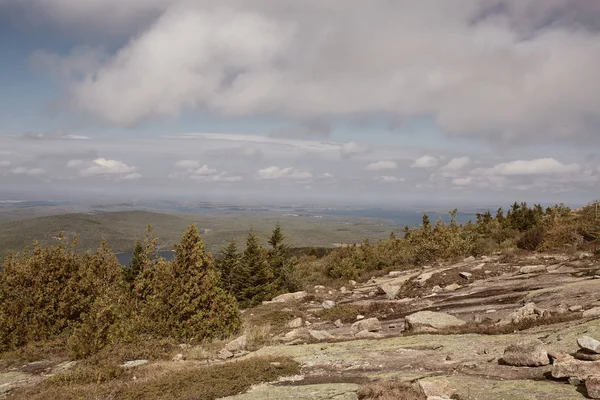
148 225 241 342
267 223 297 293
217 239 244 298
240 229 274 307
123 241 144 288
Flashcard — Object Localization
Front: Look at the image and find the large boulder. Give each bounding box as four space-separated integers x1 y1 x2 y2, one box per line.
552 354 600 380
271 291 308 303
413 379 454 398
376 284 401 299
584 307 600 318
321 300 336 309
578 336 600 354
415 272 434 287
309 330 334 341
586 376 600 399
501 339 549 366
224 335 247 352
519 265 547 274
404 311 466 333
350 318 382 334
575 350 600 361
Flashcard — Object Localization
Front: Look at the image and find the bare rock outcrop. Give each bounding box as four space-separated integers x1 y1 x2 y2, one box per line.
501 339 549 366
404 311 466 333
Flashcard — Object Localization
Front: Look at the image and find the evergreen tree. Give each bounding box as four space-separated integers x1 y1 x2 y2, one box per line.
123 241 144 288
240 229 274 307
422 213 431 231
132 226 159 303
267 223 297 293
217 239 243 297
147 225 241 342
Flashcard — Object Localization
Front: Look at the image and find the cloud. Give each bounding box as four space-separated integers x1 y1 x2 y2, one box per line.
21 131 90 140
440 157 471 171
257 166 312 180
411 155 439 168
80 157 137 177
191 172 242 182
486 158 580 176
30 1 600 143
340 142 368 158
452 176 473 186
175 160 201 169
66 159 84 168
378 175 402 183
270 120 332 139
122 173 142 180
0 161 11 168
366 161 397 171
11 167 45 176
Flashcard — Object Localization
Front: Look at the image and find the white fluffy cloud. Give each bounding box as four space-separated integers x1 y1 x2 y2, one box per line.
11 167 45 176
378 176 401 183
441 157 471 172
28 0 600 142
257 166 312 180
366 161 397 171
486 158 580 176
411 155 439 168
80 157 138 178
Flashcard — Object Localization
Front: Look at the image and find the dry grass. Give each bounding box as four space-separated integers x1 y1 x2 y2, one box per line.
358 380 425 400
9 356 300 400
0 337 70 371
244 322 272 350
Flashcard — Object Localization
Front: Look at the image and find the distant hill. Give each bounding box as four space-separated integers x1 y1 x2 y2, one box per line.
0 210 395 261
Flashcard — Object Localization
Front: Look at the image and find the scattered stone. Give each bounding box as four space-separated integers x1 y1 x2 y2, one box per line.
575 350 600 361
356 315 365 320
578 336 600 354
584 307 600 318
568 377 582 386
415 272 434 287
234 350 250 358
284 328 309 342
444 283 461 291
172 353 184 362
218 348 234 360
569 305 583 312
225 335 247 352
322 300 336 309
459 272 472 280
354 330 383 339
580 252 593 259
334 319 343 328
376 284 401 299
287 318 304 329
432 285 443 293
388 271 403 277
552 354 600 380
350 317 382 334
404 311 466 333
271 291 308 303
519 265 547 274
472 263 485 270
497 302 546 325
309 330 334 341
464 256 476 262
586 376 600 399
486 309 497 313
340 286 348 293
484 270 492 274
314 285 326 292
413 379 454 399
121 360 149 368
368 291 376 297
501 339 550 367
349 280 357 287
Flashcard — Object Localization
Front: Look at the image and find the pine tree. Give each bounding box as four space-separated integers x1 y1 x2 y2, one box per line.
267 223 297 293
123 241 144 288
147 225 241 342
240 229 274 307
422 213 431 231
217 239 243 297
132 226 159 303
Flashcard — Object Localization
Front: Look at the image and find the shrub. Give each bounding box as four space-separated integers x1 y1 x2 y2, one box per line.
517 227 545 251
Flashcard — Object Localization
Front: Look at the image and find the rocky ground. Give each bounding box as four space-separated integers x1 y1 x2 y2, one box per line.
3 251 600 399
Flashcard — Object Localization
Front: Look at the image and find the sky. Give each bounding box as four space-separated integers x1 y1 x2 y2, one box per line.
0 0 599 207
